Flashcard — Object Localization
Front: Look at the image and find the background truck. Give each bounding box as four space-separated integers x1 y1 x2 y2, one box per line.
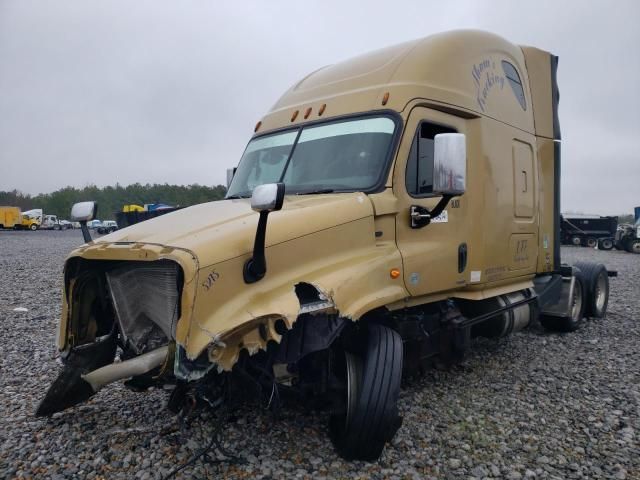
561 214 617 249
38 30 613 463
615 207 640 253
115 203 182 228
19 208 42 230
0 206 22 229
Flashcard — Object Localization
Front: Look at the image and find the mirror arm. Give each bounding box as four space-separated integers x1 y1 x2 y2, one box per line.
430 194 453 219
243 211 270 283
410 194 453 229
80 220 93 243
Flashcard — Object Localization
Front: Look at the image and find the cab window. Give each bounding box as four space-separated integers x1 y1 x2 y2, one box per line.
405 122 456 197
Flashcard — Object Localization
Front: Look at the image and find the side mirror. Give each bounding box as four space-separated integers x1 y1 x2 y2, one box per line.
433 133 466 196
250 183 285 213
226 167 237 189
244 183 285 283
70 201 98 222
70 201 98 243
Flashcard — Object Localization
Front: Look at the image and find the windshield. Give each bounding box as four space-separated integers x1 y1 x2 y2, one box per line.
226 115 397 197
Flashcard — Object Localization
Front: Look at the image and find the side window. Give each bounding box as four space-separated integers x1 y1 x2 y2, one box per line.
501 61 527 110
405 122 456 196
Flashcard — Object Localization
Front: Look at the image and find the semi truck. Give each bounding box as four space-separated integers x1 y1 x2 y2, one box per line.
561 214 618 249
37 30 612 461
615 207 640 253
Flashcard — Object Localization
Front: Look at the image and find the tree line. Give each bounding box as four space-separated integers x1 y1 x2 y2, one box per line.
0 183 227 220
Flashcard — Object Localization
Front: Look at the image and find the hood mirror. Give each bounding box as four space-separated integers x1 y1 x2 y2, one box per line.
244 183 285 284
70 201 97 222
70 201 98 243
250 183 285 213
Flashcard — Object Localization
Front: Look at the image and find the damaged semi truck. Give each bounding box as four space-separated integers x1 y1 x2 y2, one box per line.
37 30 612 461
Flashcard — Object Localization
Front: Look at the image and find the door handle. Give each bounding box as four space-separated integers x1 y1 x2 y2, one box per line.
522 170 528 193
458 243 468 273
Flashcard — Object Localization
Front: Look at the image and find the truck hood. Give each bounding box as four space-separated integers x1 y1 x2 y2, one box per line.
96 193 375 267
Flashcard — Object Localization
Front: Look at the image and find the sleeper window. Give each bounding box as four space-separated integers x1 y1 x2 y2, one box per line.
502 61 527 110
405 122 456 197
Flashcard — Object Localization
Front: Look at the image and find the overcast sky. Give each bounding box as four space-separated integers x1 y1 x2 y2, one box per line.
1 0 638 215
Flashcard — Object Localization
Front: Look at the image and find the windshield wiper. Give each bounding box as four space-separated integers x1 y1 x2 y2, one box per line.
296 188 335 195
226 193 251 199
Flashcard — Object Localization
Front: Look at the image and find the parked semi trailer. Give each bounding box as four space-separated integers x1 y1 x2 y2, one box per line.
37 30 613 462
561 215 617 249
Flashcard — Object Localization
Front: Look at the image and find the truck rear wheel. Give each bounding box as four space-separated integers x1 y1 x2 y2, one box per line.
598 238 614 250
571 235 582 246
585 237 597 248
573 262 609 318
329 324 403 461
540 269 586 332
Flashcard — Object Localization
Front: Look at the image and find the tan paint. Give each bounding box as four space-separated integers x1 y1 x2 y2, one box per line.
57 30 559 373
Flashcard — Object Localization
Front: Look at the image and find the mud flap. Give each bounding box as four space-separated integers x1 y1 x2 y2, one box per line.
36 331 117 416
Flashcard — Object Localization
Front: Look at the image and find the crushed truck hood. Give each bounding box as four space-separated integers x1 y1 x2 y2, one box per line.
96 193 375 267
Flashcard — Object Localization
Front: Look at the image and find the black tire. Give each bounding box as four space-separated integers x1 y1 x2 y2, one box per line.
627 239 640 254
573 262 609 318
598 238 614 251
330 324 403 461
585 237 597 248
540 268 586 332
29 224 37 231
570 235 582 247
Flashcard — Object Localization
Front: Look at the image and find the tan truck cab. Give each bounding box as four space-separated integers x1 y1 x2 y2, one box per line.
37 30 611 461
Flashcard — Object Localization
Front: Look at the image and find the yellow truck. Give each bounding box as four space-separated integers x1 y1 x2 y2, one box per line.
0 206 22 229
37 30 612 461
0 206 40 230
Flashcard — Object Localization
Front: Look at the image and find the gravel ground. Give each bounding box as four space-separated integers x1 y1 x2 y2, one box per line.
0 230 638 479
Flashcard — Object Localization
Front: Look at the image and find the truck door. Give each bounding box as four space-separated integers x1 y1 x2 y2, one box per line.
394 107 473 297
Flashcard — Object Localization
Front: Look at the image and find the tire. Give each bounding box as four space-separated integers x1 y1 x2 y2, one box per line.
330 324 403 461
598 238 614 251
29 224 37 231
585 237 597 248
540 268 586 332
571 235 582 246
573 262 609 318
628 239 640 254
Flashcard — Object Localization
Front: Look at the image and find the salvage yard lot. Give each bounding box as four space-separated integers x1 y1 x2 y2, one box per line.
0 230 638 479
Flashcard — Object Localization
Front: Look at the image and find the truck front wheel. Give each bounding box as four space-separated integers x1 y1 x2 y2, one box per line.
29 224 37 231
329 324 403 461
627 239 640 254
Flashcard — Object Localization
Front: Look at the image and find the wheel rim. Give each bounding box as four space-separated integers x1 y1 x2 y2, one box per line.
594 272 607 314
603 239 613 249
587 238 596 248
344 352 362 429
572 237 581 246
633 242 640 254
571 280 583 320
